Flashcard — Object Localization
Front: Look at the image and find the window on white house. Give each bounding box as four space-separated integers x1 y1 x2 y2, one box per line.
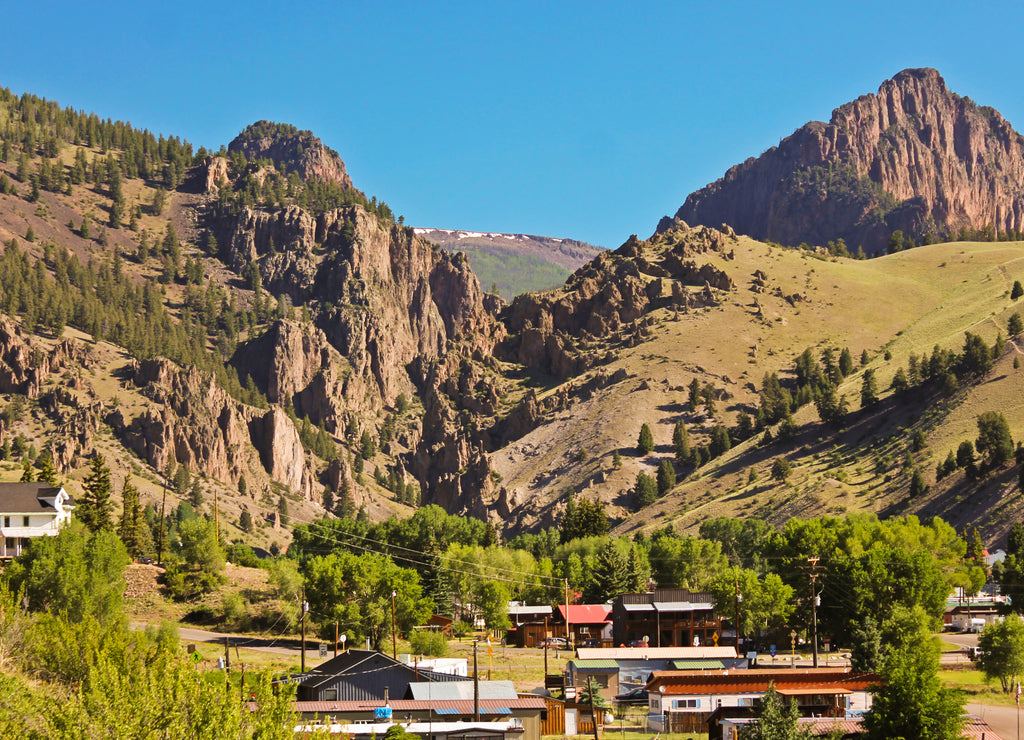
672 699 700 709
2 517 9 528
22 516 29 527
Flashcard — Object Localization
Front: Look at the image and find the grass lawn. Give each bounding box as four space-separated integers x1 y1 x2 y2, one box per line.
939 667 1018 706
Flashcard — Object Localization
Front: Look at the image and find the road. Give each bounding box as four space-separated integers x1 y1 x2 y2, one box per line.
131 622 305 657
968 702 1019 740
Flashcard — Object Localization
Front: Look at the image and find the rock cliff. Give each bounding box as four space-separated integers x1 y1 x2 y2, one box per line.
672 68 1024 252
111 359 316 499
228 121 354 191
501 222 736 376
224 204 504 414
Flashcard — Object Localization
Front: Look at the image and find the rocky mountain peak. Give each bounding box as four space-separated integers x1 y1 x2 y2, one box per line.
228 121 353 190
671 68 1024 252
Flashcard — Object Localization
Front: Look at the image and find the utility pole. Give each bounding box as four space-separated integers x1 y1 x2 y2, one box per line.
808 556 820 668
473 640 480 721
300 588 308 673
213 485 219 542
391 590 398 659
564 578 571 650
156 480 167 565
734 579 742 654
543 616 549 676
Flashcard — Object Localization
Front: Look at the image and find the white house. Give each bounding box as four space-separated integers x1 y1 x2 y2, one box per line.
645 669 878 734
0 483 73 558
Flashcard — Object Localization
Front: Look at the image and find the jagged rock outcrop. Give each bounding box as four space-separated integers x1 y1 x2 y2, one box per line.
672 68 1024 252
0 316 88 398
228 121 354 190
410 355 496 520
111 359 316 499
224 204 504 406
233 320 371 434
248 406 311 496
501 223 735 376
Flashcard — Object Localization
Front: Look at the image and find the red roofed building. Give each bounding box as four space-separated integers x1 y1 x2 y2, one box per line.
645 669 879 734
554 604 613 647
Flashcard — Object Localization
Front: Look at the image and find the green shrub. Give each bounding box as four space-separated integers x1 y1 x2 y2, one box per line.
409 629 449 657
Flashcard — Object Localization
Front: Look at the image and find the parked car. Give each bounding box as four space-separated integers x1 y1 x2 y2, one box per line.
614 687 649 706
539 637 568 648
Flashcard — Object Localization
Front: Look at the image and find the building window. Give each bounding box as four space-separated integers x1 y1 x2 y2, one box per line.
22 516 29 527
322 689 337 701
672 699 700 709
2 517 8 528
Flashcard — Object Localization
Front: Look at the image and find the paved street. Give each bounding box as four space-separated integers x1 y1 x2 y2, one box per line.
131 622 305 657
968 702 1019 740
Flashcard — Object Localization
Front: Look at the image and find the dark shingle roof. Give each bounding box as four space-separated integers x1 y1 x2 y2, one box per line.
0 483 64 514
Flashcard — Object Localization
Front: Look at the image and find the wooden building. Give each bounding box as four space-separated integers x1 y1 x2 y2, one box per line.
645 668 879 734
612 589 722 648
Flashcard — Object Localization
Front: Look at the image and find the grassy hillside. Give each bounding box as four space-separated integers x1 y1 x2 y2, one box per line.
450 245 572 298
415 228 603 299
490 237 1024 546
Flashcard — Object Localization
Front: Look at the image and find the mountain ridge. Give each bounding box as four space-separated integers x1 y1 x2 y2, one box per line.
670 68 1024 252
414 227 604 299
2 84 1024 551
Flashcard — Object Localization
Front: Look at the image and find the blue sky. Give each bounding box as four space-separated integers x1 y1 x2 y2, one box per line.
2 1 1022 247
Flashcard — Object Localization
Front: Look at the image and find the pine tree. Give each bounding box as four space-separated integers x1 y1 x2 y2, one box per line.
359 430 376 459
239 509 254 533
586 541 630 602
634 473 657 510
637 423 654 455
672 420 690 464
839 347 854 377
909 468 928 498
744 685 810 740
80 454 114 532
860 369 878 408
118 475 145 557
338 477 354 518
656 459 676 495
35 452 58 486
20 458 34 482
687 377 701 410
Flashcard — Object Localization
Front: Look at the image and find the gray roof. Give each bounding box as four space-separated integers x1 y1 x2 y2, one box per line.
0 483 65 514
408 680 518 701
654 601 714 612
290 650 469 702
